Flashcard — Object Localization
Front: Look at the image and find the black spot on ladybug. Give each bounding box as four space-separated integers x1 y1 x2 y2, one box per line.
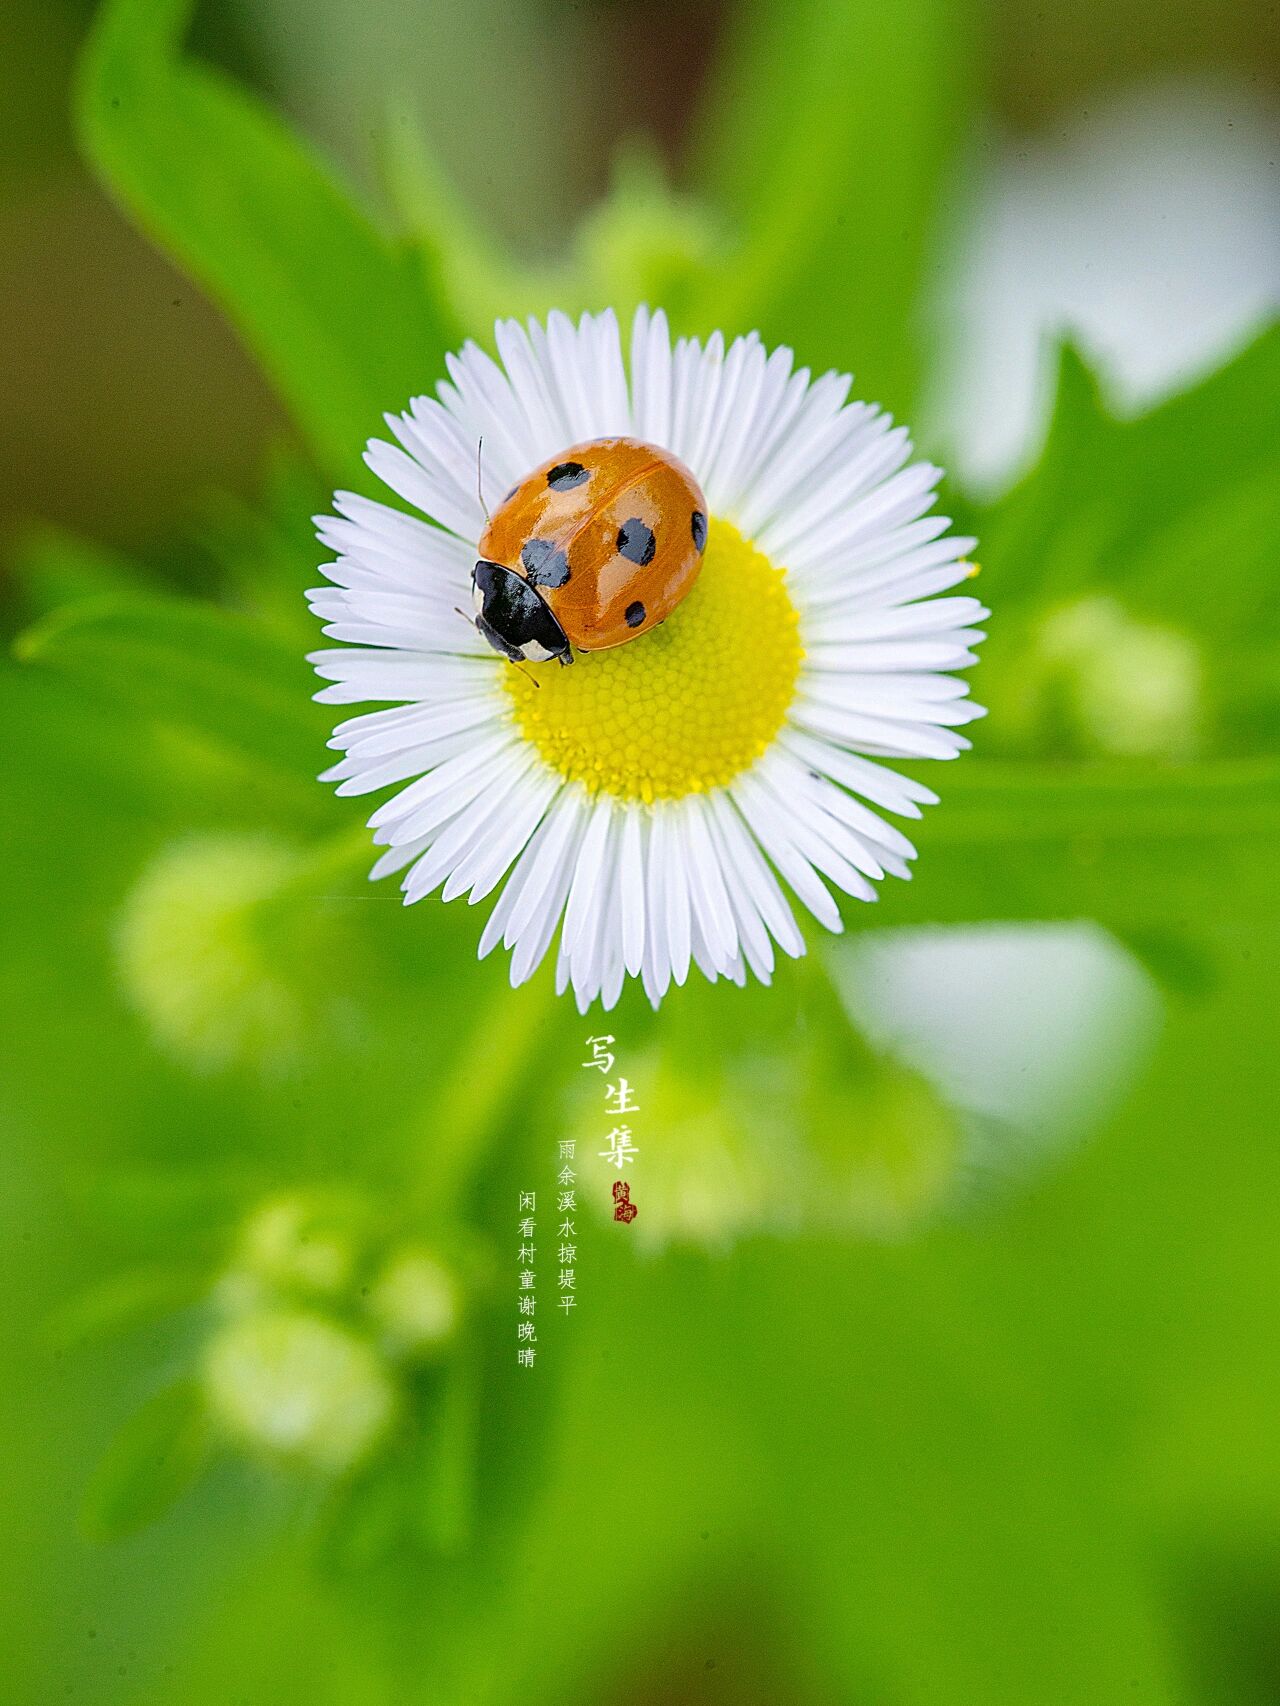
617 518 656 566
625 601 647 628
520 538 571 589
691 509 707 552
547 460 589 491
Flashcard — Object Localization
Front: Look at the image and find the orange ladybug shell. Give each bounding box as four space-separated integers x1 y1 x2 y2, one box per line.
478 437 708 652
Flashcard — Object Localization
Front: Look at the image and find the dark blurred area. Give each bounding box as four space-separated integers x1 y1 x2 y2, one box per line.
2 0 1277 555
0 1 283 549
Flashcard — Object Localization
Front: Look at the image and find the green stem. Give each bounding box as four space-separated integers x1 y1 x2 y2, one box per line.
403 969 565 1223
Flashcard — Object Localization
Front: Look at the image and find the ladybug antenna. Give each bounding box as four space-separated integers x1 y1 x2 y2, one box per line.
476 437 490 523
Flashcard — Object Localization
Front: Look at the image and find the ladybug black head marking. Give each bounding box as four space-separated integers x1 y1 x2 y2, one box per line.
471 560 572 665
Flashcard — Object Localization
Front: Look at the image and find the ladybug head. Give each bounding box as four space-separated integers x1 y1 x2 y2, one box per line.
471 560 571 666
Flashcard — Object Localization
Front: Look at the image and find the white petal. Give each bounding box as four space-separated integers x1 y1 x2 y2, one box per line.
804 595 988 644
560 794 615 958
506 795 590 986
630 305 673 448
701 796 775 981
568 812 621 1010
618 807 647 977
697 334 765 511
706 792 804 960
494 317 570 462
328 696 499 761
727 353 808 514
680 796 741 974
729 774 843 933
792 693 973 760
779 729 939 815
403 761 530 903
650 806 692 987
440 342 534 491
464 771 561 904
732 370 854 539
478 794 571 957
682 331 726 474
586 308 632 436
741 765 878 904
544 311 597 442
367 734 520 838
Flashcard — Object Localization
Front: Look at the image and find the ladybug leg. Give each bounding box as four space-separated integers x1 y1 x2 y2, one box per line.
558 651 574 668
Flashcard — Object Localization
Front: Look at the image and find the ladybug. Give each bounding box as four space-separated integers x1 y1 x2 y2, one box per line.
470 436 708 666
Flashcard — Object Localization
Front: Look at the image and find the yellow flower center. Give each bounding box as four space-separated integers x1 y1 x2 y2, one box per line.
504 519 803 802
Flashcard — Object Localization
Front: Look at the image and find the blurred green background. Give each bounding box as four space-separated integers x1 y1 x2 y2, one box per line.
2 0 1279 1700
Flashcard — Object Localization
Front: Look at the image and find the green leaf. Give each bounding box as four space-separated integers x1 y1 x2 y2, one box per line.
77 0 460 476
688 0 973 414
977 326 1280 620
882 757 1280 932
195 448 331 645
48 1266 210 1351
81 1381 211 1540
968 327 1280 765
66 1166 254 1255
5 524 153 622
14 592 330 782
567 148 730 335
414 1343 479 1555
386 126 727 342
381 104 531 333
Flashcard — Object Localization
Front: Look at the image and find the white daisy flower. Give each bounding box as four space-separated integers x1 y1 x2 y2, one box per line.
308 308 985 1012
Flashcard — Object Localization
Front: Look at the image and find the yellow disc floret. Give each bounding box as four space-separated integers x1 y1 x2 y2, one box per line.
505 519 803 802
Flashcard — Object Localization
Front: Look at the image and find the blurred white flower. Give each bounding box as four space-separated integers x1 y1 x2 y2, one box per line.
367 1247 461 1359
842 922 1161 1181
1034 597 1203 760
115 834 304 1071
226 1193 360 1305
203 1307 398 1472
935 80 1280 487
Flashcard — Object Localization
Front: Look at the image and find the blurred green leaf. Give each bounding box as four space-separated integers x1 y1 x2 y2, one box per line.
971 328 1280 765
690 0 973 413
566 147 729 333
196 448 331 644
386 126 727 339
381 103 526 331
889 757 1280 931
77 0 460 476
67 1167 254 1255
15 592 329 782
977 326 1280 625
4 525 153 624
414 1344 479 1555
81 1381 211 1540
48 1266 209 1351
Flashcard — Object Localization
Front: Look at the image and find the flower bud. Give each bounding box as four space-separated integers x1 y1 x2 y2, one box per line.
823 1065 961 1239
366 1246 460 1360
1035 597 1202 759
231 1193 359 1302
115 834 304 1071
202 1307 397 1473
